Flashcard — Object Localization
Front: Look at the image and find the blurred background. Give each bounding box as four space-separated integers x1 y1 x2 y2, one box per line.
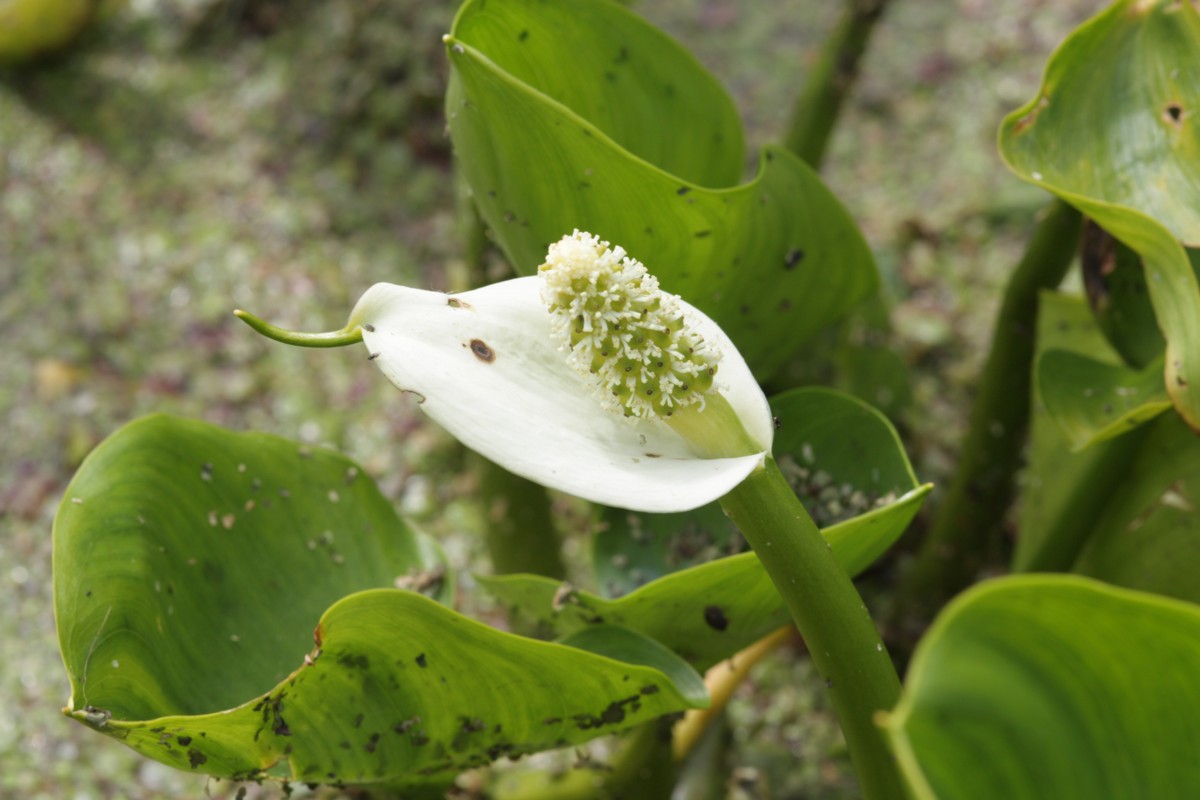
0 0 1095 796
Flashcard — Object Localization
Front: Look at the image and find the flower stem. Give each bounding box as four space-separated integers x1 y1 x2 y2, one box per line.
890 200 1081 648
719 458 904 800
783 0 890 167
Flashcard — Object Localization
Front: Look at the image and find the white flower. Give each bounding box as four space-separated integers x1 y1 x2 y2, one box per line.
346 234 774 512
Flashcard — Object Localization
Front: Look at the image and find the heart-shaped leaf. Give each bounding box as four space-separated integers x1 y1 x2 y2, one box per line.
445 0 878 379
55 416 704 787
883 575 1200 800
999 0 1200 429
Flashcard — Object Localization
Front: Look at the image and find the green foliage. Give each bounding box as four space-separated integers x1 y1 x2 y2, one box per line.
0 0 96 63
999 0 1200 431
55 416 704 787
592 387 928 598
884 575 1200 800
445 0 878 379
1036 349 1170 449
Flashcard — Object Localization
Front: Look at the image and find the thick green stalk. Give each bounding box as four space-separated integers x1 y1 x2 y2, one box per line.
721 457 904 800
893 201 1082 642
784 0 889 167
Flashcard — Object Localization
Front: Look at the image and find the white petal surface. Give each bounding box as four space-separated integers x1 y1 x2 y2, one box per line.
349 277 771 513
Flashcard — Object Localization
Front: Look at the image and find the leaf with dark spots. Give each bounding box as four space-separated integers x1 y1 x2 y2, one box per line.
59 420 702 782
703 605 729 631
337 652 369 670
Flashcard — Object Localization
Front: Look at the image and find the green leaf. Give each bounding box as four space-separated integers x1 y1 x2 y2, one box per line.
446 0 878 379
999 0 1200 429
1019 293 1200 589
1016 292 1131 570
1036 349 1171 450
1073 412 1200 604
883 575 1200 800
772 387 926 572
593 387 927 598
55 416 703 786
488 389 930 671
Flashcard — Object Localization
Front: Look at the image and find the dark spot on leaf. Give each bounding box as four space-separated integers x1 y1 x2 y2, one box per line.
1165 103 1184 126
416 653 428 668
785 249 805 269
694 230 711 238
337 652 369 670
188 749 207 768
365 732 381 753
353 713 364 729
469 339 495 363
640 684 660 696
704 605 729 631
363 324 375 333
676 186 690 196
177 735 192 746
518 29 529 41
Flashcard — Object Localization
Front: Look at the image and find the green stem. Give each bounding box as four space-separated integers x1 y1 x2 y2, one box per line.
893 200 1082 642
783 0 890 167
720 457 904 800
232 309 363 348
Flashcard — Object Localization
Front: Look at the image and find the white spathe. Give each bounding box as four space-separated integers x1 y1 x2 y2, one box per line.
348 276 773 513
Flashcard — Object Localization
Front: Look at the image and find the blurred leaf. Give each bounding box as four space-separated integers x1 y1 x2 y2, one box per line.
999 0 1200 429
593 502 739 600
592 387 925 598
1016 292 1128 570
489 389 929 671
55 416 702 786
445 0 878 379
1073 412 1200 604
0 0 95 64
883 575 1200 800
1080 219 1164 368
1036 349 1171 450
